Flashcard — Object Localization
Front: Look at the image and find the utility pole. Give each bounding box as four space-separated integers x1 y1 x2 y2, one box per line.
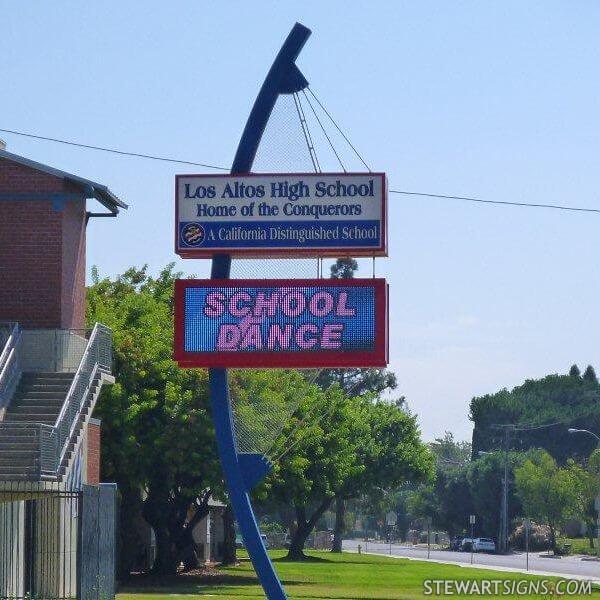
483 425 514 554
479 424 516 553
500 427 511 554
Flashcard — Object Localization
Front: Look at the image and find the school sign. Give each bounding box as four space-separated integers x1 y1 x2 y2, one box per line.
175 172 387 258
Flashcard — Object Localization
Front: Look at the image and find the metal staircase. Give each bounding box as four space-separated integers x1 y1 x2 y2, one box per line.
0 323 113 482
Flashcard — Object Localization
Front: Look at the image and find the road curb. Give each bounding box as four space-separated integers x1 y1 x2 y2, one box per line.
346 549 600 585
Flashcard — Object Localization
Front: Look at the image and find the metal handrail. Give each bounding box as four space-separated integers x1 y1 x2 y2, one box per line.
0 322 112 478
0 422 58 477
0 322 21 410
53 323 112 471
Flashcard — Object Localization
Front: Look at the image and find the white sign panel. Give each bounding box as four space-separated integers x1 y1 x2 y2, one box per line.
175 172 387 258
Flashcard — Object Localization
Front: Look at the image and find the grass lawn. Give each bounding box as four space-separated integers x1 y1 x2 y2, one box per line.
119 551 599 600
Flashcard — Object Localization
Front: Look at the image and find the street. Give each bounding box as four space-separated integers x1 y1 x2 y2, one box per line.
343 540 600 582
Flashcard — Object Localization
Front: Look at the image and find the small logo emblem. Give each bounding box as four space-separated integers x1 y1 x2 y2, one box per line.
181 223 205 246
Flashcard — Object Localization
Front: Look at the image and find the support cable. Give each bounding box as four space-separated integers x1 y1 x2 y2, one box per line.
264 369 323 460
268 374 374 464
307 87 371 172
300 90 346 172
293 92 321 173
269 393 341 464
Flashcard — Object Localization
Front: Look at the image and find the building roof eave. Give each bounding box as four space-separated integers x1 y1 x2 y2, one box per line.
0 148 128 214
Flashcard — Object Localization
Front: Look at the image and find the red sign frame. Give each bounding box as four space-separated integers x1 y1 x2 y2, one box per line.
175 172 387 259
174 278 388 369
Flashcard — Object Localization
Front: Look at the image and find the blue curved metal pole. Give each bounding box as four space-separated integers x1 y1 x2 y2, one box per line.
209 22 311 600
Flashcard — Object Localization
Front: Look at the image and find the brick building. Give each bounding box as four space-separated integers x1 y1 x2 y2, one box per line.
0 141 127 600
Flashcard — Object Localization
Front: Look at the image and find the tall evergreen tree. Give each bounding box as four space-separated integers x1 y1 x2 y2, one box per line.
569 364 581 377
583 365 598 383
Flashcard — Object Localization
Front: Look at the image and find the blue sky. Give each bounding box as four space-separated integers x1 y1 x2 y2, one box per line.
3 2 600 441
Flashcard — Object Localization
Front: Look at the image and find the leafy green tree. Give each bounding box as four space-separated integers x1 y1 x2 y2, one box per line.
264 391 432 559
577 450 600 548
88 264 223 576
569 364 581 378
467 451 525 541
89 266 226 573
330 257 358 279
408 462 475 537
318 258 399 552
88 265 307 575
430 431 471 468
263 386 366 560
514 451 584 552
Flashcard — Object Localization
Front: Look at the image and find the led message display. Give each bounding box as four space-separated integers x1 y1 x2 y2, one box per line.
175 172 387 258
174 278 388 368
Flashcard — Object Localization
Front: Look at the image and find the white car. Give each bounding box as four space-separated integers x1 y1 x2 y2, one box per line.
460 537 475 552
473 537 496 553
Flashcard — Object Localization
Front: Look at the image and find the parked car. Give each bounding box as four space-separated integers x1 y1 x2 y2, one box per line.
473 537 496 553
449 536 464 551
460 537 475 552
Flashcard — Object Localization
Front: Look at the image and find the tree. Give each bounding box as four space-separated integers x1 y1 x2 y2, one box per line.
467 451 524 542
264 391 433 559
263 385 366 560
569 364 581 378
470 373 600 463
583 365 598 384
319 257 398 552
430 431 471 468
330 257 358 279
577 449 600 549
514 451 583 552
88 265 223 576
88 265 305 575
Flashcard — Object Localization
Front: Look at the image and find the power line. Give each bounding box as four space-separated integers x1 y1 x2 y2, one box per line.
0 127 229 171
389 189 600 214
486 405 600 433
2 126 600 215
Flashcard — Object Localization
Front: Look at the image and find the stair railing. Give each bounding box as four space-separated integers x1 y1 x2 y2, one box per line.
0 322 22 411
52 323 113 474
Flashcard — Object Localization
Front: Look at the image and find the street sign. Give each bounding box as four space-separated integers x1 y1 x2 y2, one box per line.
174 278 388 368
175 172 387 258
386 512 397 526
469 515 476 525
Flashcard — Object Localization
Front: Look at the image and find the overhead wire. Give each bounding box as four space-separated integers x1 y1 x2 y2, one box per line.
1 126 600 214
389 189 600 214
0 127 229 171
